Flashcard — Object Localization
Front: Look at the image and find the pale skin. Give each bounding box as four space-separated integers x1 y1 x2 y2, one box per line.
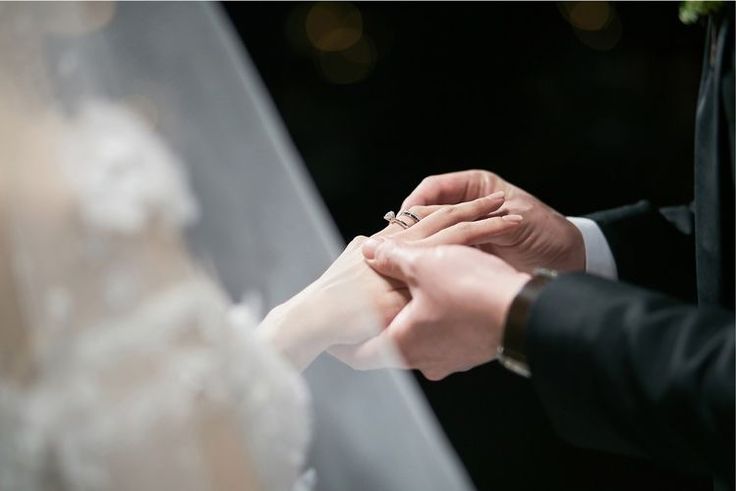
263 169 588 376
259 191 524 370
351 169 589 379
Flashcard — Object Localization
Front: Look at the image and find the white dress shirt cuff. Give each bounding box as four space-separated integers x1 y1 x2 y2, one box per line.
567 217 618 280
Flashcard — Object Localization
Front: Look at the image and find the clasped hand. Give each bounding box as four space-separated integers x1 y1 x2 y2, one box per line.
260 190 519 370
262 170 586 379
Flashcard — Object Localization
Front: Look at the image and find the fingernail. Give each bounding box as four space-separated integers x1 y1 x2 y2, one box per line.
362 237 384 259
502 214 523 223
487 191 505 200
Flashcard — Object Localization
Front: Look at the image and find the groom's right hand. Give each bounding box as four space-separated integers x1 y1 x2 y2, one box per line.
402 169 586 273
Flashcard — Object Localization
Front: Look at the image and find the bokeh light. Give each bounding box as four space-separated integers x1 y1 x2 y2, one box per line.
568 1 610 31
559 1 622 51
306 2 363 52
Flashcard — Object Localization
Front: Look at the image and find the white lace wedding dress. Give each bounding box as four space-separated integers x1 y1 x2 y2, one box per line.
0 100 312 491
0 3 474 491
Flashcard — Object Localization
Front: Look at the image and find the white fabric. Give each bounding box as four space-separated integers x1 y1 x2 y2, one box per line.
0 4 474 491
567 217 618 280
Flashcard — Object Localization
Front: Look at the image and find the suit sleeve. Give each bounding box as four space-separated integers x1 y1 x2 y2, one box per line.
587 201 697 302
526 273 735 482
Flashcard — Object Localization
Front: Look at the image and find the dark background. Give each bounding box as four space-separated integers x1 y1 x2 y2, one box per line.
225 3 709 490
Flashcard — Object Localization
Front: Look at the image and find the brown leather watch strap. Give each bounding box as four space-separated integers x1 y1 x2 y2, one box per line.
498 269 557 377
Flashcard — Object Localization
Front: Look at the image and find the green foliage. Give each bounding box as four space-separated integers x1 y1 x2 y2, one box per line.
679 1 724 24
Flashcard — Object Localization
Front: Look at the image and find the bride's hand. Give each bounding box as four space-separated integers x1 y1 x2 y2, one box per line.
259 192 523 370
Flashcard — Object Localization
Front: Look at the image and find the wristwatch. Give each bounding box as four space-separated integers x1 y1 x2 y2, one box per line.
496 268 558 377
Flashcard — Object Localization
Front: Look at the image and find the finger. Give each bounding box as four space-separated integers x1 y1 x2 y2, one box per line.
401 170 488 210
395 205 442 225
362 238 423 283
398 192 506 241
372 205 445 238
401 175 450 210
373 202 481 239
417 214 523 247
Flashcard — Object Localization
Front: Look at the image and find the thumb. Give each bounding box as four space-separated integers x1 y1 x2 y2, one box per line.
362 238 421 283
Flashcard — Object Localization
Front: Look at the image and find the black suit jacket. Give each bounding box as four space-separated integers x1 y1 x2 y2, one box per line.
526 12 735 485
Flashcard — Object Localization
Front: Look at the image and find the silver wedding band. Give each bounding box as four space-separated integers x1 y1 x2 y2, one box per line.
399 210 421 224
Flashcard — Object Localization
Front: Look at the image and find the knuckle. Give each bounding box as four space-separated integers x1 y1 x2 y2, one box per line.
477 169 499 180
417 176 437 191
477 170 500 188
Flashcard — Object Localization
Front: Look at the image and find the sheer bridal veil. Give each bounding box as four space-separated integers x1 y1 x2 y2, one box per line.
0 3 473 490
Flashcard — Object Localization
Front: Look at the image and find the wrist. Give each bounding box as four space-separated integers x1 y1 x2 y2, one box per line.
498 268 557 377
570 224 586 271
560 218 586 271
259 293 328 371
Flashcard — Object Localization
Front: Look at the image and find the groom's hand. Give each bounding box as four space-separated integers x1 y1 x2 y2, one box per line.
353 238 530 381
402 170 586 273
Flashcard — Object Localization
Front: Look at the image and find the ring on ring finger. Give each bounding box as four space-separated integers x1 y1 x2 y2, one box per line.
399 210 422 224
384 211 411 229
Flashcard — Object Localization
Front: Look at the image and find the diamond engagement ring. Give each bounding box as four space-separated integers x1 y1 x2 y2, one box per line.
383 211 411 229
